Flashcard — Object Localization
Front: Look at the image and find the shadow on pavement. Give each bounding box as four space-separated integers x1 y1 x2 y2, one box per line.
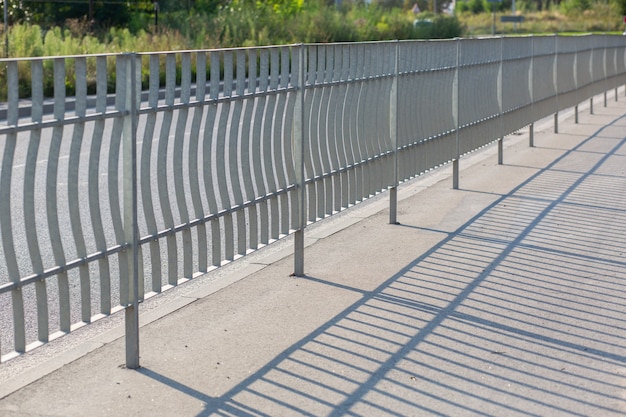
138 113 626 416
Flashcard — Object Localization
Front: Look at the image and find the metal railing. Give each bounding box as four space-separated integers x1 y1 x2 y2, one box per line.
1 35 624 367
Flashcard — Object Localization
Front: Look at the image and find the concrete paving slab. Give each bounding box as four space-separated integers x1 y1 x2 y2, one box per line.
1 94 626 416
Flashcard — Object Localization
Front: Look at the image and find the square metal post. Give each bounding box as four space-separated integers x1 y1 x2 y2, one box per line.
293 45 306 277
121 53 140 370
389 41 399 225
453 38 460 190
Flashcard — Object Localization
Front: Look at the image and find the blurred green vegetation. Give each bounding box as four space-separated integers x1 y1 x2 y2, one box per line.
2 0 462 58
0 0 623 99
456 0 624 34
2 0 622 58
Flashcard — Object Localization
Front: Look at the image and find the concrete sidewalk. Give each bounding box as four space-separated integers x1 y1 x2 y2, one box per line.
1 95 626 416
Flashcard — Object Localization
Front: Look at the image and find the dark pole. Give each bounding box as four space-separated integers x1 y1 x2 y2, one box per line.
4 0 8 57
492 1 496 34
154 2 159 30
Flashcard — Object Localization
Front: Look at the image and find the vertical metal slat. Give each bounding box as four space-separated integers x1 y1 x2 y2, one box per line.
339 45 351 210
89 56 112 314
48 58 71 333
133 54 144 302
325 47 342 215
268 48 280 239
217 51 234 261
110 56 130 307
232 50 246 255
173 52 193 278
157 54 178 286
347 45 361 205
304 47 317 223
243 50 258 250
289 46 303 231
1 61 25 354
24 60 49 343
277 47 292 234
141 54 162 293
189 52 208 272
255 50 270 245
319 48 334 218
205 51 221 266
68 57 91 323
307 47 323 221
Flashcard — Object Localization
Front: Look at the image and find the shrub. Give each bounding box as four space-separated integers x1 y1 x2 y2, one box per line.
9 24 44 57
413 14 463 38
560 0 591 14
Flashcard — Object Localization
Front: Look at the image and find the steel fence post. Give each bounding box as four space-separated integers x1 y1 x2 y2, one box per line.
602 37 608 107
498 36 504 165
389 40 399 224
574 41 579 124
3 0 8 57
554 113 558 133
611 39 616 100
122 53 140 369
452 38 460 190
590 41 594 114
574 41 580 124
293 45 306 277
554 36 559 134
529 36 534 148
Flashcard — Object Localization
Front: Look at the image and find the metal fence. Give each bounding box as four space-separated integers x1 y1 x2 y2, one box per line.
1 35 624 367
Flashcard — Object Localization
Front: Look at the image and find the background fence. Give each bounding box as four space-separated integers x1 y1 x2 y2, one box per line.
1 34 625 367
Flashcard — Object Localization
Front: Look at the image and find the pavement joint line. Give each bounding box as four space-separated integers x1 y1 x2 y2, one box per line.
0 90 619 400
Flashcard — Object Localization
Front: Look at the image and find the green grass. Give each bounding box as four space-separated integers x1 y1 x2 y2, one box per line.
458 3 625 35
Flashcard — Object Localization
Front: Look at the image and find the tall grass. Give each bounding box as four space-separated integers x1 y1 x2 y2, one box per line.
0 2 462 99
4 1 463 57
457 0 623 34
0 0 621 99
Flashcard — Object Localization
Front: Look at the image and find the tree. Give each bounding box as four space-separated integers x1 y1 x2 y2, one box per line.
16 0 154 28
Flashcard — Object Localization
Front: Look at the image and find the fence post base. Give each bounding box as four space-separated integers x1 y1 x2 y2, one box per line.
604 91 607 107
590 97 594 114
125 307 140 369
389 186 398 224
575 105 578 124
294 229 304 277
453 159 459 190
498 137 503 165
554 112 558 133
